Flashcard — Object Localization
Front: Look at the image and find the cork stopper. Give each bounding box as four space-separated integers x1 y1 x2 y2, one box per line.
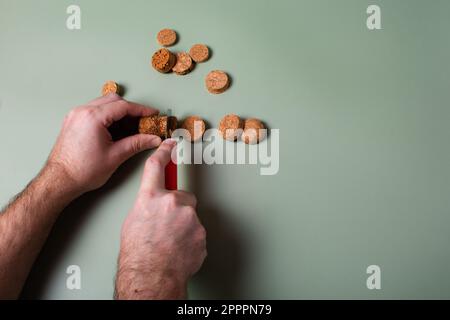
156 29 177 47
205 70 230 94
241 118 266 144
101 81 120 96
218 114 243 141
181 116 206 142
139 115 178 139
189 44 209 63
172 52 194 75
151 48 177 73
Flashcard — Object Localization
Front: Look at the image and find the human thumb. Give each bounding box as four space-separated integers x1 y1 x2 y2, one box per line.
112 134 162 164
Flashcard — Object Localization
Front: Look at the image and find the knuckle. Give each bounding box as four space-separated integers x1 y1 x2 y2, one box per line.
114 99 128 108
163 193 179 210
109 93 121 100
64 106 91 123
130 138 142 154
140 189 158 199
197 225 207 240
66 108 77 119
65 107 80 121
191 194 198 207
145 156 164 171
183 206 197 219
184 192 197 207
77 106 96 119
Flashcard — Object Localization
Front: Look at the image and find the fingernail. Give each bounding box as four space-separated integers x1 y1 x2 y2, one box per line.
163 138 177 146
150 135 162 145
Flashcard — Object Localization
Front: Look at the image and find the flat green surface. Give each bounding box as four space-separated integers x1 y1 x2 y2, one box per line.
1 0 450 299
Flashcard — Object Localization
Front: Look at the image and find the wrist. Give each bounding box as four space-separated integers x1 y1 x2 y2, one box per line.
35 161 83 208
115 249 188 300
115 267 187 300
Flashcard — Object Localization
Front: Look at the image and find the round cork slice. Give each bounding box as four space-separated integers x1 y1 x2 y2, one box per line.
189 44 209 63
172 52 194 75
218 114 243 141
139 115 178 139
241 118 266 145
182 116 206 142
156 29 177 47
102 81 120 96
205 70 229 94
151 48 177 73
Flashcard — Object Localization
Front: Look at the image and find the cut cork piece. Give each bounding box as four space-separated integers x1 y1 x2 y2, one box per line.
139 115 178 139
151 48 177 73
172 52 194 75
181 116 206 142
219 114 243 141
241 118 266 145
156 29 177 47
189 44 209 63
101 81 120 96
205 70 229 94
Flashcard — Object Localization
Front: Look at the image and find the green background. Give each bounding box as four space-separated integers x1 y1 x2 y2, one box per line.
1 0 450 299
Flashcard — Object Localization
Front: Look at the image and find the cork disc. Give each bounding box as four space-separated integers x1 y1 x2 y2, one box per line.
139 115 178 139
172 52 194 75
218 114 243 141
182 116 206 142
102 81 119 96
156 29 177 47
189 44 209 63
151 48 177 73
205 70 229 94
241 118 266 145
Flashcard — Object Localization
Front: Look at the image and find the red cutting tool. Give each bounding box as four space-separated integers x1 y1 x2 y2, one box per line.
165 160 177 190
165 108 177 190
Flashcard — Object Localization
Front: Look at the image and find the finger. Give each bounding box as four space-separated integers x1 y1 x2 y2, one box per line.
98 100 159 127
140 139 177 193
88 93 122 107
173 191 197 208
111 134 162 164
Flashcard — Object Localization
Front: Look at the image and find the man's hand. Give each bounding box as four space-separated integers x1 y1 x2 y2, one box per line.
115 139 207 300
49 94 161 195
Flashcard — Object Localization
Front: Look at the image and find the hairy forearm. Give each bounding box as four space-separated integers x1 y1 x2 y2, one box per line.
0 162 81 299
114 243 187 300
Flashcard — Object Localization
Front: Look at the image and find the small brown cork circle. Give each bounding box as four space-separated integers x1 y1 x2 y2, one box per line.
157 29 177 47
139 115 178 139
182 116 206 142
102 81 119 96
205 70 229 94
241 118 266 144
172 52 194 75
151 48 177 73
219 114 243 141
189 44 209 63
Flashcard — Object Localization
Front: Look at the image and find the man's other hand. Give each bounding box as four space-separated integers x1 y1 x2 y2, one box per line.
116 139 207 299
48 94 161 194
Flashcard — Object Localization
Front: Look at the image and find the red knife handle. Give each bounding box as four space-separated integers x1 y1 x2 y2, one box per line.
165 160 177 190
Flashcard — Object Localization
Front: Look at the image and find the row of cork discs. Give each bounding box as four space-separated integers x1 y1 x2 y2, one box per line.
138 114 266 145
101 82 265 144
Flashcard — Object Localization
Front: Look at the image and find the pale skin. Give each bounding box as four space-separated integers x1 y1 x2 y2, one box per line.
0 94 207 300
